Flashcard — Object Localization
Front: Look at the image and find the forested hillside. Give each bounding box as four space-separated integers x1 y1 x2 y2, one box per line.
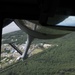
1 31 75 75
2 30 27 44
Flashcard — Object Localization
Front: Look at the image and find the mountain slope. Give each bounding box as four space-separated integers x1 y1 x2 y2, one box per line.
1 32 75 75
2 30 27 44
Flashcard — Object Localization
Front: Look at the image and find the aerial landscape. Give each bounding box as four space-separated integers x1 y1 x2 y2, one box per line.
1 0 75 74
0 29 75 75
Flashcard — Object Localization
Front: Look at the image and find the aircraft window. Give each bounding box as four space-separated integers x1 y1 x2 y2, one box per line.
1 17 75 74
0 20 75 75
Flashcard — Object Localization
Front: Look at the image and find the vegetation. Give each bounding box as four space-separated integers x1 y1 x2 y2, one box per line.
2 30 27 44
0 31 75 75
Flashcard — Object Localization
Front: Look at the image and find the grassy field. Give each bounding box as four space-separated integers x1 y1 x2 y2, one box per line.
1 32 75 75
